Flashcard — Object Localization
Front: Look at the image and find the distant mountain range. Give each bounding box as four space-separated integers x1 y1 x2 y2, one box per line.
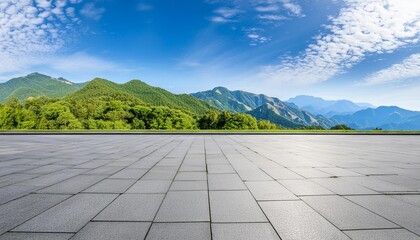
331 106 420 130
0 72 86 102
192 87 335 128
286 95 375 117
1 73 419 130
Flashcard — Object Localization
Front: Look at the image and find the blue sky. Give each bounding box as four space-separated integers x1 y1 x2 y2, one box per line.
1 0 419 109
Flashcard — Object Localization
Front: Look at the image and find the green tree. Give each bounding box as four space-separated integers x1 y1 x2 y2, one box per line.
330 124 353 130
38 102 82 129
257 120 278 130
198 109 220 129
223 113 258 130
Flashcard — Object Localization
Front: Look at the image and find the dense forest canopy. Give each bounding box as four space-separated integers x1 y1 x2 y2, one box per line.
0 96 279 130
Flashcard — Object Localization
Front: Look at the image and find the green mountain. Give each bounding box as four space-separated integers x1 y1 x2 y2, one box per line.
68 78 211 114
0 72 86 102
192 86 284 113
192 87 334 128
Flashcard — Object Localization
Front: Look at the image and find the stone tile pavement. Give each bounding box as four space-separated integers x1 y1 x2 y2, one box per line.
0 135 419 239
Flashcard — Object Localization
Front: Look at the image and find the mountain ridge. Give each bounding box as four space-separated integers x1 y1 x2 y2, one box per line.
0 72 86 102
192 87 335 128
331 106 420 130
286 95 375 117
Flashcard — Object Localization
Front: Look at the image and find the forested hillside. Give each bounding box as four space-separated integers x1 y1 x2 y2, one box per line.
0 76 279 130
0 73 85 102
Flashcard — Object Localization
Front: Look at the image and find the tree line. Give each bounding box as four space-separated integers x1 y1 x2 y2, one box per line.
0 96 279 130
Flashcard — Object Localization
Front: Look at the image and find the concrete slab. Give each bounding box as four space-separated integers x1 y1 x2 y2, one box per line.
0 233 73 240
245 181 298 201
94 194 164 221
1 135 420 239
146 223 211 240
208 174 246 190
210 191 267 223
0 194 70 235
126 180 172 193
155 191 209 222
302 195 398 230
343 229 420 240
260 201 350 240
212 223 280 240
71 222 150 240
83 179 136 193
13 194 117 233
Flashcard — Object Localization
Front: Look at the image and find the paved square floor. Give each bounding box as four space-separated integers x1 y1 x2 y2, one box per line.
0 134 420 239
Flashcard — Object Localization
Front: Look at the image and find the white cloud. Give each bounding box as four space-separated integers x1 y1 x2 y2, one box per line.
210 7 239 23
80 3 105 20
260 0 420 85
207 0 302 44
255 5 279 12
253 0 303 17
359 54 420 86
245 28 270 46
209 16 233 23
0 0 83 73
258 14 286 21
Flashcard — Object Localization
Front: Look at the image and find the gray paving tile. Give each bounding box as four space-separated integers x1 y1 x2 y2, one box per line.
155 191 209 222
210 191 267 223
208 174 246 190
245 181 298 201
170 180 208 191
207 164 235 174
14 194 117 233
174 172 207 181
0 185 40 205
18 168 87 187
0 174 37 188
83 179 136 193
71 222 150 240
0 194 70 235
259 167 303 180
23 165 67 174
109 169 147 179
212 223 280 240
142 167 177 180
317 167 363 177
260 201 350 240
0 233 74 240
146 223 211 240
279 179 334 196
341 176 415 192
310 178 378 195
343 229 420 240
391 195 420 208
2 135 420 240
289 168 333 178
37 175 106 194
84 166 124 175
178 165 206 172
346 195 420 235
302 195 398 230
376 175 420 191
94 194 164 221
126 180 172 193
75 160 112 169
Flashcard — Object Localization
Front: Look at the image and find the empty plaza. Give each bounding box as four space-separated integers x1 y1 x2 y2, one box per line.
0 134 419 239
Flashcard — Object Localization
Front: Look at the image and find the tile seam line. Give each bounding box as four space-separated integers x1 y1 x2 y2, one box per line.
143 136 198 239
64 136 178 240
212 135 283 240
